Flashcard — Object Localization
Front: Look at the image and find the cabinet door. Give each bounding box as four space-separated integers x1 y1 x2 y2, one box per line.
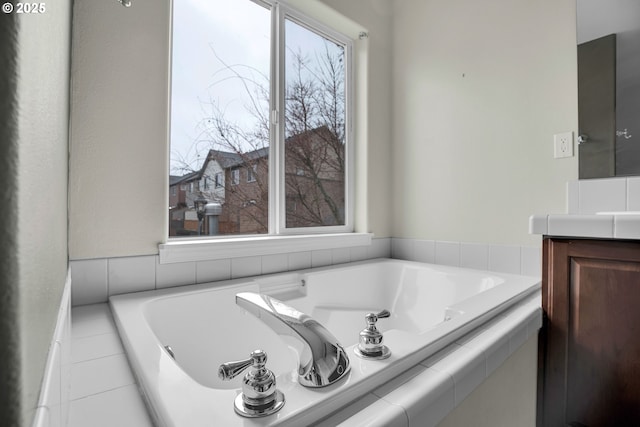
540 239 640 427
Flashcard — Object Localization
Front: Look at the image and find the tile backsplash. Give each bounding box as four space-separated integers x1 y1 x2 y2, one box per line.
70 236 542 307
70 238 391 306
391 238 541 278
568 177 640 214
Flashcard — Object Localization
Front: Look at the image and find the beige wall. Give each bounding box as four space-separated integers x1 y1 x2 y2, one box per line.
15 2 72 425
392 0 578 247
69 0 171 259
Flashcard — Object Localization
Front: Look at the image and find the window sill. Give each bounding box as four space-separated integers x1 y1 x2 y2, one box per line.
158 233 373 264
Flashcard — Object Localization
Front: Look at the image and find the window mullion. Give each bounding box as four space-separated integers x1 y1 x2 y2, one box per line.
270 4 286 235
268 4 280 234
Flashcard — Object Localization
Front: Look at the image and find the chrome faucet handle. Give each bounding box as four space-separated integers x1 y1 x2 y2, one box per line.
366 309 390 324
218 350 285 418
218 354 255 380
355 310 392 360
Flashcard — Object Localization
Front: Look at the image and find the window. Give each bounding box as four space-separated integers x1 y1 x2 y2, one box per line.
169 0 352 238
230 168 240 186
247 164 257 183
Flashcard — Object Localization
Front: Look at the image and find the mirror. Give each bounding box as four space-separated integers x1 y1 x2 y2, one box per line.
577 0 640 178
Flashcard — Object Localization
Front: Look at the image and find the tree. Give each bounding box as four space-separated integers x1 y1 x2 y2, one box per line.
176 36 346 235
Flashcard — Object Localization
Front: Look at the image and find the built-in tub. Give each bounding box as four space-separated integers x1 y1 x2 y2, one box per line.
109 258 540 426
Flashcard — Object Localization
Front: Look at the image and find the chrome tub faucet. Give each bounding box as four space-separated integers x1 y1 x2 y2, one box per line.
235 292 350 388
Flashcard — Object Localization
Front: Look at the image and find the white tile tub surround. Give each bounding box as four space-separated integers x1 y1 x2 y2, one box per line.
70 259 107 306
70 237 391 306
33 271 72 427
327 296 541 427
459 243 489 271
68 291 540 427
391 238 541 278
68 304 153 427
435 241 460 267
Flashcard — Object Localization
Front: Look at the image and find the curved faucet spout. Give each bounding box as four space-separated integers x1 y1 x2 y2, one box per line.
235 292 350 388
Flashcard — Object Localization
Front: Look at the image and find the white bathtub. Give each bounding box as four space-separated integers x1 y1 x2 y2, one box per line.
109 258 539 426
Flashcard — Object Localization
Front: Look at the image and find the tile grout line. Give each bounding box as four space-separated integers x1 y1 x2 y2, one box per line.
70 383 136 402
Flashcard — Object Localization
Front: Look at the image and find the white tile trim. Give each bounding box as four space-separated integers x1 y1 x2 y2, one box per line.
34 269 72 427
159 233 373 264
530 212 640 240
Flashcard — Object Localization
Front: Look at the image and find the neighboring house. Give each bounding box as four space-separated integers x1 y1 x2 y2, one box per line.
218 147 270 234
283 126 345 229
168 170 198 236
169 174 187 209
169 126 344 236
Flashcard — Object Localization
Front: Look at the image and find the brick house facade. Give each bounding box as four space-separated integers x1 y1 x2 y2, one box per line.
169 126 344 236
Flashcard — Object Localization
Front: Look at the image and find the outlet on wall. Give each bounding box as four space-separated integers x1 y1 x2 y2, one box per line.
553 131 574 158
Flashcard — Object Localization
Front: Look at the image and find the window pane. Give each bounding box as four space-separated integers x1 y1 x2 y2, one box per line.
169 0 270 237
284 19 346 228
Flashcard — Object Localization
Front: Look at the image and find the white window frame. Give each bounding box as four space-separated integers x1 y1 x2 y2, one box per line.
271 1 354 236
162 0 369 262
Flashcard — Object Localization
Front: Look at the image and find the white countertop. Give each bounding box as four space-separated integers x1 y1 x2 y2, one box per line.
529 213 640 239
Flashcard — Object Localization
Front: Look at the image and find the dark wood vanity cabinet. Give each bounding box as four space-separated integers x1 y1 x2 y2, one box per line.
538 238 640 427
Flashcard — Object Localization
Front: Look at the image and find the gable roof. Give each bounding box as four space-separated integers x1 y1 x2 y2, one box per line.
169 126 334 186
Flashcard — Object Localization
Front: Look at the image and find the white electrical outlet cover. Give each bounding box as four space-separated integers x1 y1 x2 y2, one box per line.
553 132 573 158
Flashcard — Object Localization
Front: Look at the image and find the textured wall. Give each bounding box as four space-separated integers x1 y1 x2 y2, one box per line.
0 12 21 427
14 3 72 425
68 0 172 259
392 0 579 247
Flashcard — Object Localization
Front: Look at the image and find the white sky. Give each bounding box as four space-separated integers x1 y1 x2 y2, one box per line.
170 0 343 174
170 0 270 173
